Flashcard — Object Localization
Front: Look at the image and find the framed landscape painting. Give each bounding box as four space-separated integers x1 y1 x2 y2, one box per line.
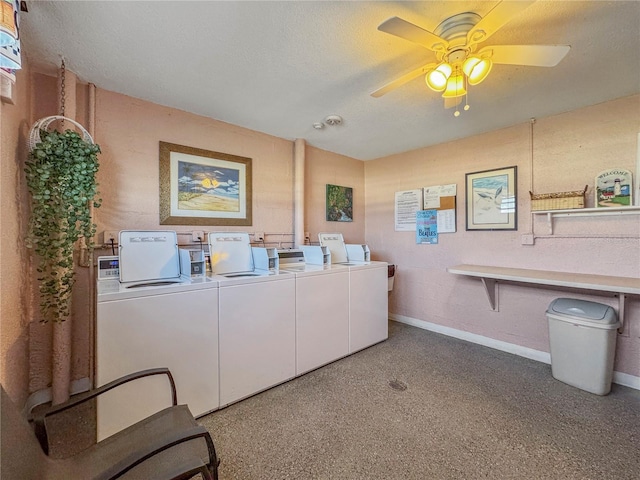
159 142 252 226
465 166 517 231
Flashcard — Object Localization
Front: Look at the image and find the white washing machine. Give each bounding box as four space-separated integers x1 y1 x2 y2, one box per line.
208 233 295 407
345 261 388 352
318 233 389 353
96 231 219 441
278 251 350 375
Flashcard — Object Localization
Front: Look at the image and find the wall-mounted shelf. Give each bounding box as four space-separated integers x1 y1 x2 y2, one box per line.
447 264 640 333
532 205 640 235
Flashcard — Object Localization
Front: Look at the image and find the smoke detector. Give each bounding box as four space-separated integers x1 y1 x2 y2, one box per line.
324 115 343 126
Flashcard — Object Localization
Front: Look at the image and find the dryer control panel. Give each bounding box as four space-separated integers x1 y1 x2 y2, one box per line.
97 256 120 280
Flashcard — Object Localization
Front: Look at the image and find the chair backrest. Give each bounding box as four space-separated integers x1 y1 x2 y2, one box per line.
1 385 54 479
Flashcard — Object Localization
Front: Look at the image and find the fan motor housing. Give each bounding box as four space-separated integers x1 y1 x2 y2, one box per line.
435 12 481 45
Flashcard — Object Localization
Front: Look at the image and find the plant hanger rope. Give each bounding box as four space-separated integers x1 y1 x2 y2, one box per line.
60 57 65 118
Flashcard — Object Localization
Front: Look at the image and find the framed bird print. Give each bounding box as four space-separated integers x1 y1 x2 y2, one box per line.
465 166 517 231
159 141 252 225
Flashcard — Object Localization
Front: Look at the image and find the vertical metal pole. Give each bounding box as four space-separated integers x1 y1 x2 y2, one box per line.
294 139 306 248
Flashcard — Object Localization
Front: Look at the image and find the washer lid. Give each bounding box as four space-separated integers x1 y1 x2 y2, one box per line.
318 232 349 263
118 230 180 283
548 298 617 324
208 232 254 274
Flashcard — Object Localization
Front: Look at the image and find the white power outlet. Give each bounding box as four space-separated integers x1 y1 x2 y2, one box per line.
192 231 205 242
255 232 265 242
104 231 118 243
521 234 535 245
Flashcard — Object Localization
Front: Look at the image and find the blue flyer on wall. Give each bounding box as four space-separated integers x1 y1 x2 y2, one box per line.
416 210 438 244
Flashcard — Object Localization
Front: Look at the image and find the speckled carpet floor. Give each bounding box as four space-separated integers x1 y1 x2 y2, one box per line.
198 321 639 480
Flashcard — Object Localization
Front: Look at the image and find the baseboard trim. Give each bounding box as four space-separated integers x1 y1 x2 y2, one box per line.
613 371 640 390
390 314 639 392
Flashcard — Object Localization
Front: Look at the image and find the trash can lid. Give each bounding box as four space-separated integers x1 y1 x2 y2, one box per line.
548 298 617 324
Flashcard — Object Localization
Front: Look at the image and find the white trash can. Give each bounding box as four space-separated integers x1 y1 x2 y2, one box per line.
546 298 619 395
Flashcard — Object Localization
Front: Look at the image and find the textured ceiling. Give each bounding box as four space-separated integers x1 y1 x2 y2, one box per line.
20 1 640 160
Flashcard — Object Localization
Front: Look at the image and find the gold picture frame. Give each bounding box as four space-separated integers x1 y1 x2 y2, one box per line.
159 141 252 226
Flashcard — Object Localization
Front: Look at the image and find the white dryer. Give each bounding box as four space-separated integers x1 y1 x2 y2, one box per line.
96 231 219 441
208 233 295 407
318 233 389 353
279 250 350 375
345 261 388 352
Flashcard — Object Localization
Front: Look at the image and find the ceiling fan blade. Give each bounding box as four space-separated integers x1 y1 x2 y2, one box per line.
479 45 571 67
444 97 463 109
370 63 437 98
378 17 448 52
467 0 536 45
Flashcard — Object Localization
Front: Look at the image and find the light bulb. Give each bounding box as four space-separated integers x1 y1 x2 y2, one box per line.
464 104 470 111
442 74 466 98
463 57 492 85
425 63 452 92
454 110 460 117
463 57 480 76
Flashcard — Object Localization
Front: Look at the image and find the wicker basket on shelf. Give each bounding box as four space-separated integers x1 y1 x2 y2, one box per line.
529 185 588 211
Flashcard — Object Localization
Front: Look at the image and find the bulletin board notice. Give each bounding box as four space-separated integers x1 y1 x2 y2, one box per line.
416 210 438 244
395 189 423 231
423 184 457 233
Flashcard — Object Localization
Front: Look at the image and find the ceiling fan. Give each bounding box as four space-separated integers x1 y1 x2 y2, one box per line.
371 1 570 115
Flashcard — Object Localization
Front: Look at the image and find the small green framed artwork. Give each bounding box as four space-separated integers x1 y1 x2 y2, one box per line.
326 184 353 222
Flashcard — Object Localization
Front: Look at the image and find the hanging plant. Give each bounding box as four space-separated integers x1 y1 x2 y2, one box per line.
25 127 102 323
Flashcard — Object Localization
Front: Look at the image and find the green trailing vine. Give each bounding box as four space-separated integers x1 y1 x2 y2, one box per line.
25 129 102 323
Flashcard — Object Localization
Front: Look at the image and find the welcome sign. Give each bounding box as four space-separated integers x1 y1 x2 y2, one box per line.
595 169 633 208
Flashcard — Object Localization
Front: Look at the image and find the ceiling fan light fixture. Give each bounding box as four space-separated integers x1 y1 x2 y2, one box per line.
374 10 569 118
425 62 451 92
463 56 492 85
442 73 466 98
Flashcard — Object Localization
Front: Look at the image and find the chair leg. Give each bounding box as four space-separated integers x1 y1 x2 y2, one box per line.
206 456 220 480
202 465 215 480
202 432 220 480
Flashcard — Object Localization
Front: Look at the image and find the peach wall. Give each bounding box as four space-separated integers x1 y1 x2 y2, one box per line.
94 89 296 244
93 90 367 248
305 145 365 244
1 65 32 404
365 95 640 378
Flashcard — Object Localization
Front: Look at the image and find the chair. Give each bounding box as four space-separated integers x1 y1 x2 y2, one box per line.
1 368 219 480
